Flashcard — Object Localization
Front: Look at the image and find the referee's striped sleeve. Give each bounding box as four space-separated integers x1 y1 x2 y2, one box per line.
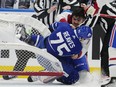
33 0 64 27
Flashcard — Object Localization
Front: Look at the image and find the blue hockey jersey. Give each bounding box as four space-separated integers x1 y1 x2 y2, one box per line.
46 22 82 57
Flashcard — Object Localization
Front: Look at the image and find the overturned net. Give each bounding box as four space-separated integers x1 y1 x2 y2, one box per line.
0 43 64 76
0 14 63 76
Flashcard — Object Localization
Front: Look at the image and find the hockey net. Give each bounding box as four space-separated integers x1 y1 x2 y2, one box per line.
0 13 114 77
0 14 64 76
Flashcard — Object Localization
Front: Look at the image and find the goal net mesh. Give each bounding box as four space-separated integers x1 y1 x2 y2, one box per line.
0 14 63 76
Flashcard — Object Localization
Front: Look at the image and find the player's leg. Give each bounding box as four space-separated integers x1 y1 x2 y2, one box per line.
20 34 45 48
101 37 110 77
101 23 116 86
57 69 92 85
56 56 82 85
101 47 116 87
28 56 75 83
100 29 111 86
108 24 116 78
3 50 35 80
27 55 64 83
73 55 93 83
28 73 60 83
27 56 89 84
57 69 79 85
56 55 91 85
109 47 116 78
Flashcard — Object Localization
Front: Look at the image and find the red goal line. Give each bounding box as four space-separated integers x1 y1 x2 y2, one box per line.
0 71 64 76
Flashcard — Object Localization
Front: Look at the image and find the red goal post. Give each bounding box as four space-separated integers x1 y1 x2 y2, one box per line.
0 71 64 76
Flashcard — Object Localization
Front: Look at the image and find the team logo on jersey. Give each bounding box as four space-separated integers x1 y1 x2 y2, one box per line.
72 35 76 39
87 33 92 37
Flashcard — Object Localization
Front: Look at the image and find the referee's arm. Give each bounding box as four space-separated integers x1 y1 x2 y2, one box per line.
34 0 57 20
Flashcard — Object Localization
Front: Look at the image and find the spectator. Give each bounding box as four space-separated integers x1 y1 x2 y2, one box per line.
18 0 31 9
13 0 34 9
0 0 16 8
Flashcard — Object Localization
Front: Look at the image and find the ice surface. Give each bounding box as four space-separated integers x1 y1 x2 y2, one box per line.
0 1 113 87
0 78 100 87
0 71 101 87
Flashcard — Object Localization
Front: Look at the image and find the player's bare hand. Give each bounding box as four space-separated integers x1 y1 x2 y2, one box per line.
71 54 79 59
47 5 57 13
80 3 88 10
62 6 71 10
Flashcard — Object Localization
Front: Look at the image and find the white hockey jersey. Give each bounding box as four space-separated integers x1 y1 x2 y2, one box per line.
55 11 92 59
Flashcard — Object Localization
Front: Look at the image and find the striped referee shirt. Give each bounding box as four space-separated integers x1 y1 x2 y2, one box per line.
99 0 116 32
100 0 116 76
82 0 116 30
33 0 90 27
33 0 66 27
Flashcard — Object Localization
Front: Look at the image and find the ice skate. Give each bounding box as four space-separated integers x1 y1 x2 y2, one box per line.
101 77 116 87
27 76 59 83
2 75 17 80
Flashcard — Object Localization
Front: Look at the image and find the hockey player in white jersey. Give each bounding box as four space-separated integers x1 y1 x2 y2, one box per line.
55 6 93 62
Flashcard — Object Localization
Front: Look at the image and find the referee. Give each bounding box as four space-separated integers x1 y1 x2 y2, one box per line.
32 0 90 27
100 0 116 77
32 0 66 27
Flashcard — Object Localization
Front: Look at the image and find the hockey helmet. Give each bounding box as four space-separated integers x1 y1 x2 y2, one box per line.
76 25 92 39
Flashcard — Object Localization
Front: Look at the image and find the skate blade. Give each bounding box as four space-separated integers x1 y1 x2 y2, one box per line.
101 76 111 85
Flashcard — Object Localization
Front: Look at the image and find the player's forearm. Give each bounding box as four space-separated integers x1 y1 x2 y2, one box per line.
36 9 49 20
34 6 57 19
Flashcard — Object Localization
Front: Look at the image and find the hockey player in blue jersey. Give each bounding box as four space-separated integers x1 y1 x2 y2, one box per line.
2 6 92 84
24 22 92 84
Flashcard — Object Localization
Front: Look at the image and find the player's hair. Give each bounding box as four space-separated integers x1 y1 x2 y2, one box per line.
71 6 86 19
78 0 89 5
